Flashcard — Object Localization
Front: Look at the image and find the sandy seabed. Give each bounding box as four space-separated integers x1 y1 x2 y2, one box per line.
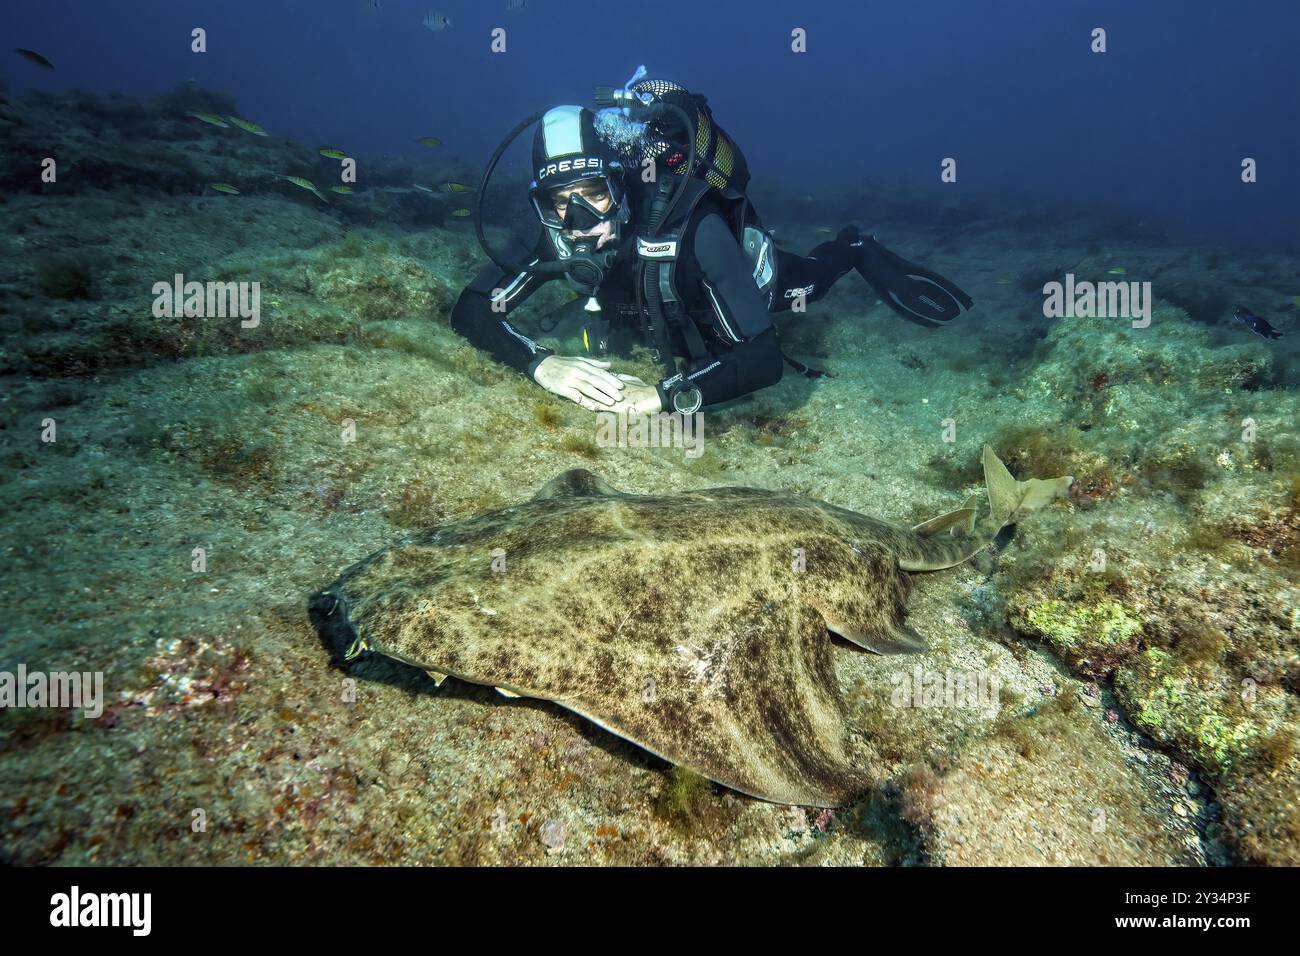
1 86 1296 866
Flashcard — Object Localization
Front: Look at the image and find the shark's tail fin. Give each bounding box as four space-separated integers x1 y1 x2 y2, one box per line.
982 444 1073 528
902 448 1073 572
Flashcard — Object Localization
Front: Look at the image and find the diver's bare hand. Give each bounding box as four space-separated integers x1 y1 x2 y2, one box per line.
609 378 663 416
532 355 626 411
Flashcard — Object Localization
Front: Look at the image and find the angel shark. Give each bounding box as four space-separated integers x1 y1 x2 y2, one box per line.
310 446 1071 807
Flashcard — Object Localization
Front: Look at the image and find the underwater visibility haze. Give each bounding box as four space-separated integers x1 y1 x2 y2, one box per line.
0 0 1298 873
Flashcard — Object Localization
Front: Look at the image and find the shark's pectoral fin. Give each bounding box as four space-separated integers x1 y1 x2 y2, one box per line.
554 602 870 808
826 618 929 654
799 541 928 655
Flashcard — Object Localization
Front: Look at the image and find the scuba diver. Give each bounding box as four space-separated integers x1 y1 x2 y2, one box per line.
451 75 974 416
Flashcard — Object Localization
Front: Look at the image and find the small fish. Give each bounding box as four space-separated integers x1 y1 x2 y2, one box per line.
994 278 1012 285
1107 266 1127 275
413 184 437 194
208 183 241 195
506 0 526 10
816 227 833 234
450 208 473 217
330 185 354 194
416 136 442 148
443 182 474 193
319 147 348 159
280 175 330 203
227 116 268 136
13 48 54 70
366 0 382 11
422 10 452 31
187 111 230 128
1231 305 1282 340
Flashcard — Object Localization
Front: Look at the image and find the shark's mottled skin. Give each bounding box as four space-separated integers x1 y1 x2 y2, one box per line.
312 448 1070 807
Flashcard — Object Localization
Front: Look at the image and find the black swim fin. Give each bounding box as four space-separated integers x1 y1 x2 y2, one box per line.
843 229 974 328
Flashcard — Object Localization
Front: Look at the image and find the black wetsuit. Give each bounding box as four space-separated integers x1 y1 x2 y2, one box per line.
450 192 861 408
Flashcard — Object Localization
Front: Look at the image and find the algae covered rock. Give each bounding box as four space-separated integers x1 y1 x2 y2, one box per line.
1115 647 1284 777
1009 593 1143 678
987 296 1300 865
1026 310 1273 398
1114 643 1300 866
1217 758 1300 866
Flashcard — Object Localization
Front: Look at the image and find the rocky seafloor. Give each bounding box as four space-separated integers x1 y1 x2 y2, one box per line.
1 86 1296 866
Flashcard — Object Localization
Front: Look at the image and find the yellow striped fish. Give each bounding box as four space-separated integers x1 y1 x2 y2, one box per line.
187 111 230 128
227 116 268 136
280 175 329 203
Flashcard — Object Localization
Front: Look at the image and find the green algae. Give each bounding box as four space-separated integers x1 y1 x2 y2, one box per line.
1013 597 1142 657
1004 557 1146 677
1116 648 1261 774
655 767 724 836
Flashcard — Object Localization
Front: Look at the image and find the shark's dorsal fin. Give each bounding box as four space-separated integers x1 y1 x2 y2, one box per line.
912 493 979 537
531 469 620 501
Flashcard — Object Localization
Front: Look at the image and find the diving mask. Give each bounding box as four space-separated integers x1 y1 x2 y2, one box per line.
532 176 631 296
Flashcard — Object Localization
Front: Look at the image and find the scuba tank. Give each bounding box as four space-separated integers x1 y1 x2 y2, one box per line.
628 80 774 320
622 79 750 198
594 73 776 387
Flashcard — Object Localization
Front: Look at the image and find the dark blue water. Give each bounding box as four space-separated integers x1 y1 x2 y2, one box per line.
4 0 1297 249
